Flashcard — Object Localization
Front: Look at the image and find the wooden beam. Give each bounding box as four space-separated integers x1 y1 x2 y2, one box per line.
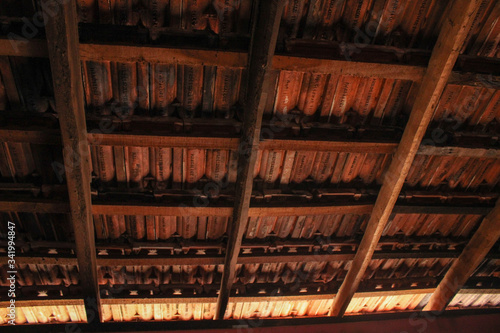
259 140 398 154
87 133 239 149
248 205 373 217
79 43 247 68
1 37 500 86
0 251 435 267
0 200 70 213
0 57 23 110
5 243 499 267
329 0 481 317
423 200 500 311
272 55 425 81
215 0 285 320
2 127 499 159
42 0 101 324
0 199 492 216
100 297 218 305
92 204 233 217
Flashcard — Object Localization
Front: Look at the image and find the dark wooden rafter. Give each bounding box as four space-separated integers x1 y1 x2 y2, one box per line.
423 200 500 311
215 0 286 320
1 127 499 159
5 246 497 267
329 0 482 317
41 0 101 324
0 199 494 216
1 37 500 86
0 57 22 110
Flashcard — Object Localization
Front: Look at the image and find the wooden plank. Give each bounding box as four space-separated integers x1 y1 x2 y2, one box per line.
0 199 491 216
97 256 225 266
0 57 23 110
215 0 286 320
248 205 373 217
329 0 482 317
92 204 233 217
260 140 398 154
3 127 498 159
87 133 239 149
0 200 70 213
79 43 247 68
391 205 491 216
100 298 218 305
2 247 494 267
423 200 500 311
272 55 426 81
41 0 101 324
1 38 499 86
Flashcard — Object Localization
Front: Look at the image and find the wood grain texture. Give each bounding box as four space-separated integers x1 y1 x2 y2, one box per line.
79 43 248 68
423 200 500 311
329 0 482 317
215 0 286 320
272 55 426 81
3 127 498 158
41 0 101 324
1 38 499 86
0 199 491 216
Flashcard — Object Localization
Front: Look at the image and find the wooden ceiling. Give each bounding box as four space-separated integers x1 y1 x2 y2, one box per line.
0 0 500 329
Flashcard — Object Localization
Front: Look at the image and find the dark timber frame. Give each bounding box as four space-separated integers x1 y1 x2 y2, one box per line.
41 0 101 324
0 0 498 326
215 0 287 320
329 0 482 317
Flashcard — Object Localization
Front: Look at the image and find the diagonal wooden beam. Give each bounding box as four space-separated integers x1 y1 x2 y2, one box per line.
423 200 500 311
329 0 481 317
0 57 23 110
214 0 286 320
41 0 101 324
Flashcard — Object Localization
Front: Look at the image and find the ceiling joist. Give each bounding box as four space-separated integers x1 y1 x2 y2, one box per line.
41 0 101 324
1 127 499 159
215 0 286 320
329 0 482 317
424 200 500 311
0 199 493 216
